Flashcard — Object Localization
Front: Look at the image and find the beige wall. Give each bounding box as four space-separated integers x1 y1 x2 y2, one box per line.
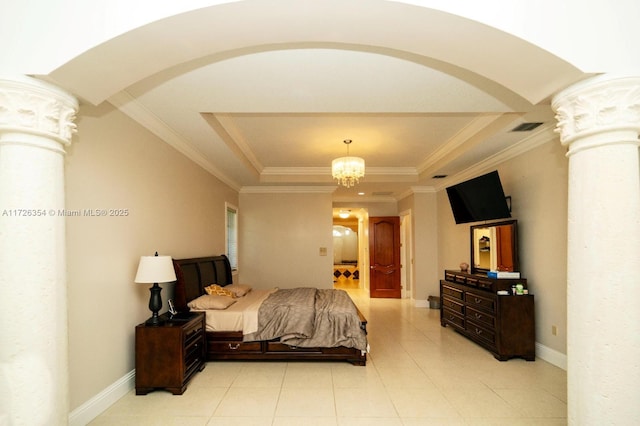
65 103 238 410
436 140 568 354
239 191 334 289
398 192 439 300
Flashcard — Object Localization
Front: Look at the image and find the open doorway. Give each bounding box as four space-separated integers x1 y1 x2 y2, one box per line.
332 208 413 300
332 208 369 292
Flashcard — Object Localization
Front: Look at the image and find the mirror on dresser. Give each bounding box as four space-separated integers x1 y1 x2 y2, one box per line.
470 219 518 274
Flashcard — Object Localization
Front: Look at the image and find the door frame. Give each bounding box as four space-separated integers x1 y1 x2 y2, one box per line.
399 209 413 299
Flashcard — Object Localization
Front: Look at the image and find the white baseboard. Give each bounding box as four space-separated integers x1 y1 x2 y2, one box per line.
68 369 135 426
535 342 567 370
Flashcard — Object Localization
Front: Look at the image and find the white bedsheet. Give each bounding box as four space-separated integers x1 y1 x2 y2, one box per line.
196 288 277 334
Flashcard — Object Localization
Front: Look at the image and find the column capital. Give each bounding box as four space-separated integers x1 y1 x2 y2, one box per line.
552 74 640 155
0 75 78 147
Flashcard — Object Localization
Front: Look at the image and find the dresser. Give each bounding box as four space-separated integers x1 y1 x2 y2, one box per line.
135 312 206 395
440 270 535 361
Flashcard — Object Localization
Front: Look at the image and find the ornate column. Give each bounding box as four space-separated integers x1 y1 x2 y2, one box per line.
553 75 640 425
0 76 78 425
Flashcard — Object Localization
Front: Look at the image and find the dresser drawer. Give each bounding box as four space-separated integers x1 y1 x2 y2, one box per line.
442 297 464 315
476 278 494 291
442 308 465 331
466 306 496 328
442 284 464 301
466 320 496 347
465 291 496 313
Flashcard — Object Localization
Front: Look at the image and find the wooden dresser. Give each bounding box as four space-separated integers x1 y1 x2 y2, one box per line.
135 312 206 395
440 270 535 361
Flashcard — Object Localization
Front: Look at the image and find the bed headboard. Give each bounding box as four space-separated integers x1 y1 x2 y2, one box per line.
172 255 233 312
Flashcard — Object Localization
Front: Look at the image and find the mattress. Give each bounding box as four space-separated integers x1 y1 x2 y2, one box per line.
198 288 277 334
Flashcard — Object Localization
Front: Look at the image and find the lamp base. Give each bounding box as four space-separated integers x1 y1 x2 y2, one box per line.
147 282 163 326
145 314 164 326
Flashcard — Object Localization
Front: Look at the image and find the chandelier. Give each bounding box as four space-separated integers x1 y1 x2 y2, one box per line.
331 139 365 188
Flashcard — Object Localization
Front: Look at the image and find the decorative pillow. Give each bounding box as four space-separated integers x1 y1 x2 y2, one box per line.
225 283 252 297
204 284 234 298
188 294 236 310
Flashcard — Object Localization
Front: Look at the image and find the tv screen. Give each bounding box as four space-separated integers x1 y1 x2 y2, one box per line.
446 171 511 224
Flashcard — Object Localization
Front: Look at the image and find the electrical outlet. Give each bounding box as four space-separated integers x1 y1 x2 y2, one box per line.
319 247 327 256
552 325 557 336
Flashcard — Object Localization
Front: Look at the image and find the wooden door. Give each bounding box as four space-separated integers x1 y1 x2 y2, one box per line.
369 216 401 298
496 224 515 271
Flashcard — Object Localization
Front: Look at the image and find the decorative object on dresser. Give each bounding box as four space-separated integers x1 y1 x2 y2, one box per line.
440 270 535 361
134 252 177 326
135 311 206 395
173 255 368 365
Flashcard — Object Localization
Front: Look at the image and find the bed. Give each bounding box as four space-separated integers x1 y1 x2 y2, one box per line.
172 255 368 365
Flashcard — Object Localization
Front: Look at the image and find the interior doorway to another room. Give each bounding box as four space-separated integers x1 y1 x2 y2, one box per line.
332 208 369 292
332 208 413 299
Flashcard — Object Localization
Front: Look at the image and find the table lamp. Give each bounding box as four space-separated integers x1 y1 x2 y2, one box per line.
134 252 177 325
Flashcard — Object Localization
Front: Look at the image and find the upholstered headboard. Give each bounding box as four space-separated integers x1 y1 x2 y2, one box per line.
172 255 233 312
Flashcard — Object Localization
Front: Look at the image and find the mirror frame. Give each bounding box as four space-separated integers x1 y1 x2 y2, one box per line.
470 219 519 275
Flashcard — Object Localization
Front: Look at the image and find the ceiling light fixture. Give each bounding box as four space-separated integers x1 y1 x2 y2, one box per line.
332 139 365 188
338 210 351 219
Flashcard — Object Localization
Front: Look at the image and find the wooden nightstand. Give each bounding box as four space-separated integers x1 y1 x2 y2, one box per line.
135 311 206 395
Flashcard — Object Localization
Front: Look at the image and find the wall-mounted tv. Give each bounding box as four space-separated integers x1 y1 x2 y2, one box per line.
446 170 511 224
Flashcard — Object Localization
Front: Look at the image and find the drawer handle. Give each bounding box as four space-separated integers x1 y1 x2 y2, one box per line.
474 297 482 304
474 313 482 319
228 343 240 350
475 329 483 335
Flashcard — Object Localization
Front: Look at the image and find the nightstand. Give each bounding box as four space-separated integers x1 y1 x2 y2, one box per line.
135 311 206 395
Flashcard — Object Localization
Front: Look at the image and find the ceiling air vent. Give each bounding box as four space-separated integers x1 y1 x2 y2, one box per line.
511 122 543 132
432 175 448 179
372 191 393 196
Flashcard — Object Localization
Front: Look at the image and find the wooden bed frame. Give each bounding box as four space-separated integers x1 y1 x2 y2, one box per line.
172 255 367 365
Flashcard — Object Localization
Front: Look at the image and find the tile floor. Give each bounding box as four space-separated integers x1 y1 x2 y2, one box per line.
89 287 567 425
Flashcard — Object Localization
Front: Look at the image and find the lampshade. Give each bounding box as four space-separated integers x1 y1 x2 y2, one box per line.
134 255 176 284
332 139 365 188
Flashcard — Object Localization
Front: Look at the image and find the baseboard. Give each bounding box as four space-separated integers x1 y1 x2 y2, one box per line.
535 342 567 370
68 369 135 426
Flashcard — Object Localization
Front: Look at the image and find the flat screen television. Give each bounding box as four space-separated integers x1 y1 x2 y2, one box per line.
446 170 511 224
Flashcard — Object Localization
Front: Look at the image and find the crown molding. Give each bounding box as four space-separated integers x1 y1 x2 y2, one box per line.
432 123 557 191
240 185 337 194
108 90 241 191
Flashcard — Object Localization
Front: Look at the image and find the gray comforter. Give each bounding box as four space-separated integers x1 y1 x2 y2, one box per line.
243 287 368 351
